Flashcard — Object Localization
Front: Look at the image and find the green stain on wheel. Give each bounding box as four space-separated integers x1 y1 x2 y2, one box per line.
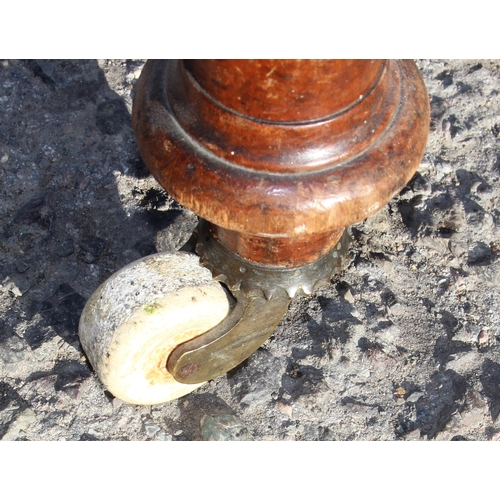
143 303 159 314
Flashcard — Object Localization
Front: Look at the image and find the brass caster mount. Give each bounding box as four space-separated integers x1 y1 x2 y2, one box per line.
168 219 350 385
79 60 429 405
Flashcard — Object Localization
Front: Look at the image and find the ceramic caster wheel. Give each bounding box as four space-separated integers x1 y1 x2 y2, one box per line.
78 252 231 405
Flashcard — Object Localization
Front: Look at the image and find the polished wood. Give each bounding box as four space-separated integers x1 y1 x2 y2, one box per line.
133 60 429 267
185 60 385 122
210 224 344 268
166 59 397 173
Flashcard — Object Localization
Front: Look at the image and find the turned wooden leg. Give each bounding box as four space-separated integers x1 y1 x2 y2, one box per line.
79 59 430 404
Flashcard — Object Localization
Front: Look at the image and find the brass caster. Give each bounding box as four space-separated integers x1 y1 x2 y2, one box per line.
167 219 350 385
79 226 349 404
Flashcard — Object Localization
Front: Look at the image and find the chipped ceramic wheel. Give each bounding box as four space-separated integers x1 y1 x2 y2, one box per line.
78 252 231 405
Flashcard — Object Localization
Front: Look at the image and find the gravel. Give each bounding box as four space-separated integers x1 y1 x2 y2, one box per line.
1 59 500 441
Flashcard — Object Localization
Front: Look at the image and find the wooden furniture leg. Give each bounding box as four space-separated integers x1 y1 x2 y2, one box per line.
79 60 430 404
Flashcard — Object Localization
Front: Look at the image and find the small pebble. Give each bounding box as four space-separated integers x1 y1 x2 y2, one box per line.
79 176 91 190
394 387 406 404
477 329 489 345
388 302 404 315
15 261 29 273
112 398 125 410
142 417 161 437
403 429 422 441
1 408 36 441
157 431 173 441
201 414 250 441
376 324 400 344
277 401 293 417
55 239 74 258
344 289 355 304
4 276 30 296
406 391 424 403
470 181 482 194
145 423 161 436
446 351 480 372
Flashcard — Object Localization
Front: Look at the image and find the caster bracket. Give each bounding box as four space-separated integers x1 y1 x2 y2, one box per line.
167 290 290 384
166 220 349 384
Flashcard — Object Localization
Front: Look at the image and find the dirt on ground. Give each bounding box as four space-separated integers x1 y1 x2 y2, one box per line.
1 59 499 441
